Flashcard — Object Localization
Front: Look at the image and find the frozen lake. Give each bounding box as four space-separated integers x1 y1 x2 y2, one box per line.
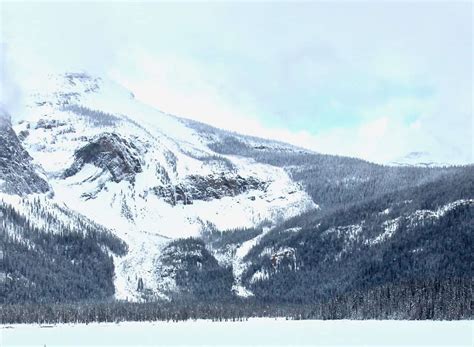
1 319 472 346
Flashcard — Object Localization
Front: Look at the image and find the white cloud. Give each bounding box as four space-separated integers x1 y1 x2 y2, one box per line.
2 1 472 165
110 49 261 135
109 45 471 165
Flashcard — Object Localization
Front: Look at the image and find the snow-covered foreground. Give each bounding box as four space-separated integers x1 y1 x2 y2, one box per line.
1 319 472 346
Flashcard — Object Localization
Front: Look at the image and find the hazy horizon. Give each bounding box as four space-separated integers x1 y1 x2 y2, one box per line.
1 1 472 165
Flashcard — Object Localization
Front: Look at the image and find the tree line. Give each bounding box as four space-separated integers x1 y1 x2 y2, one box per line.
1 277 470 324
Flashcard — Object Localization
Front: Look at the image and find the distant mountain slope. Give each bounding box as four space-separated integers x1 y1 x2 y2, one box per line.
389 151 451 167
182 117 460 210
240 166 474 302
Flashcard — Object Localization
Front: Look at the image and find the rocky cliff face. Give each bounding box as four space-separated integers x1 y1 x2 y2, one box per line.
0 112 49 195
63 132 143 183
148 174 267 205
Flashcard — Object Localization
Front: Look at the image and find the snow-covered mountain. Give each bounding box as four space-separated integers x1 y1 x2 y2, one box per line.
3 71 472 306
9 72 316 300
389 151 451 168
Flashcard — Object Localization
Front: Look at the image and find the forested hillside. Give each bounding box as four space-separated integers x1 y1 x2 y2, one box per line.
241 166 473 303
0 196 127 304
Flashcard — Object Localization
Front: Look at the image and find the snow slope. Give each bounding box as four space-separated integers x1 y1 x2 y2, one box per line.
231 227 271 297
13 72 316 300
389 151 451 167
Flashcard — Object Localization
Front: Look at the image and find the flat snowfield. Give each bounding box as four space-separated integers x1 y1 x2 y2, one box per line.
1 319 472 346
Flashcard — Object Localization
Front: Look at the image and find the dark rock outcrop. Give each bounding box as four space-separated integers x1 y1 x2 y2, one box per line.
148 174 267 205
63 133 143 183
35 118 67 130
0 113 50 195
185 174 266 201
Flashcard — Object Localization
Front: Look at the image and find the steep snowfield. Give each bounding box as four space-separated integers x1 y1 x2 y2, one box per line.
13 72 316 300
231 227 271 297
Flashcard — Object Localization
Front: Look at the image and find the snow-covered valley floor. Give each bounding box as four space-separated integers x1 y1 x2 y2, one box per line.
1 319 472 346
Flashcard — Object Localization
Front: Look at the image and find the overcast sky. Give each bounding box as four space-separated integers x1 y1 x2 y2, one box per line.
1 1 472 164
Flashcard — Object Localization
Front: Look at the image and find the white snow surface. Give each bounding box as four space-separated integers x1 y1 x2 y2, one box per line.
1 320 472 347
13 73 316 300
389 150 453 167
231 227 272 297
